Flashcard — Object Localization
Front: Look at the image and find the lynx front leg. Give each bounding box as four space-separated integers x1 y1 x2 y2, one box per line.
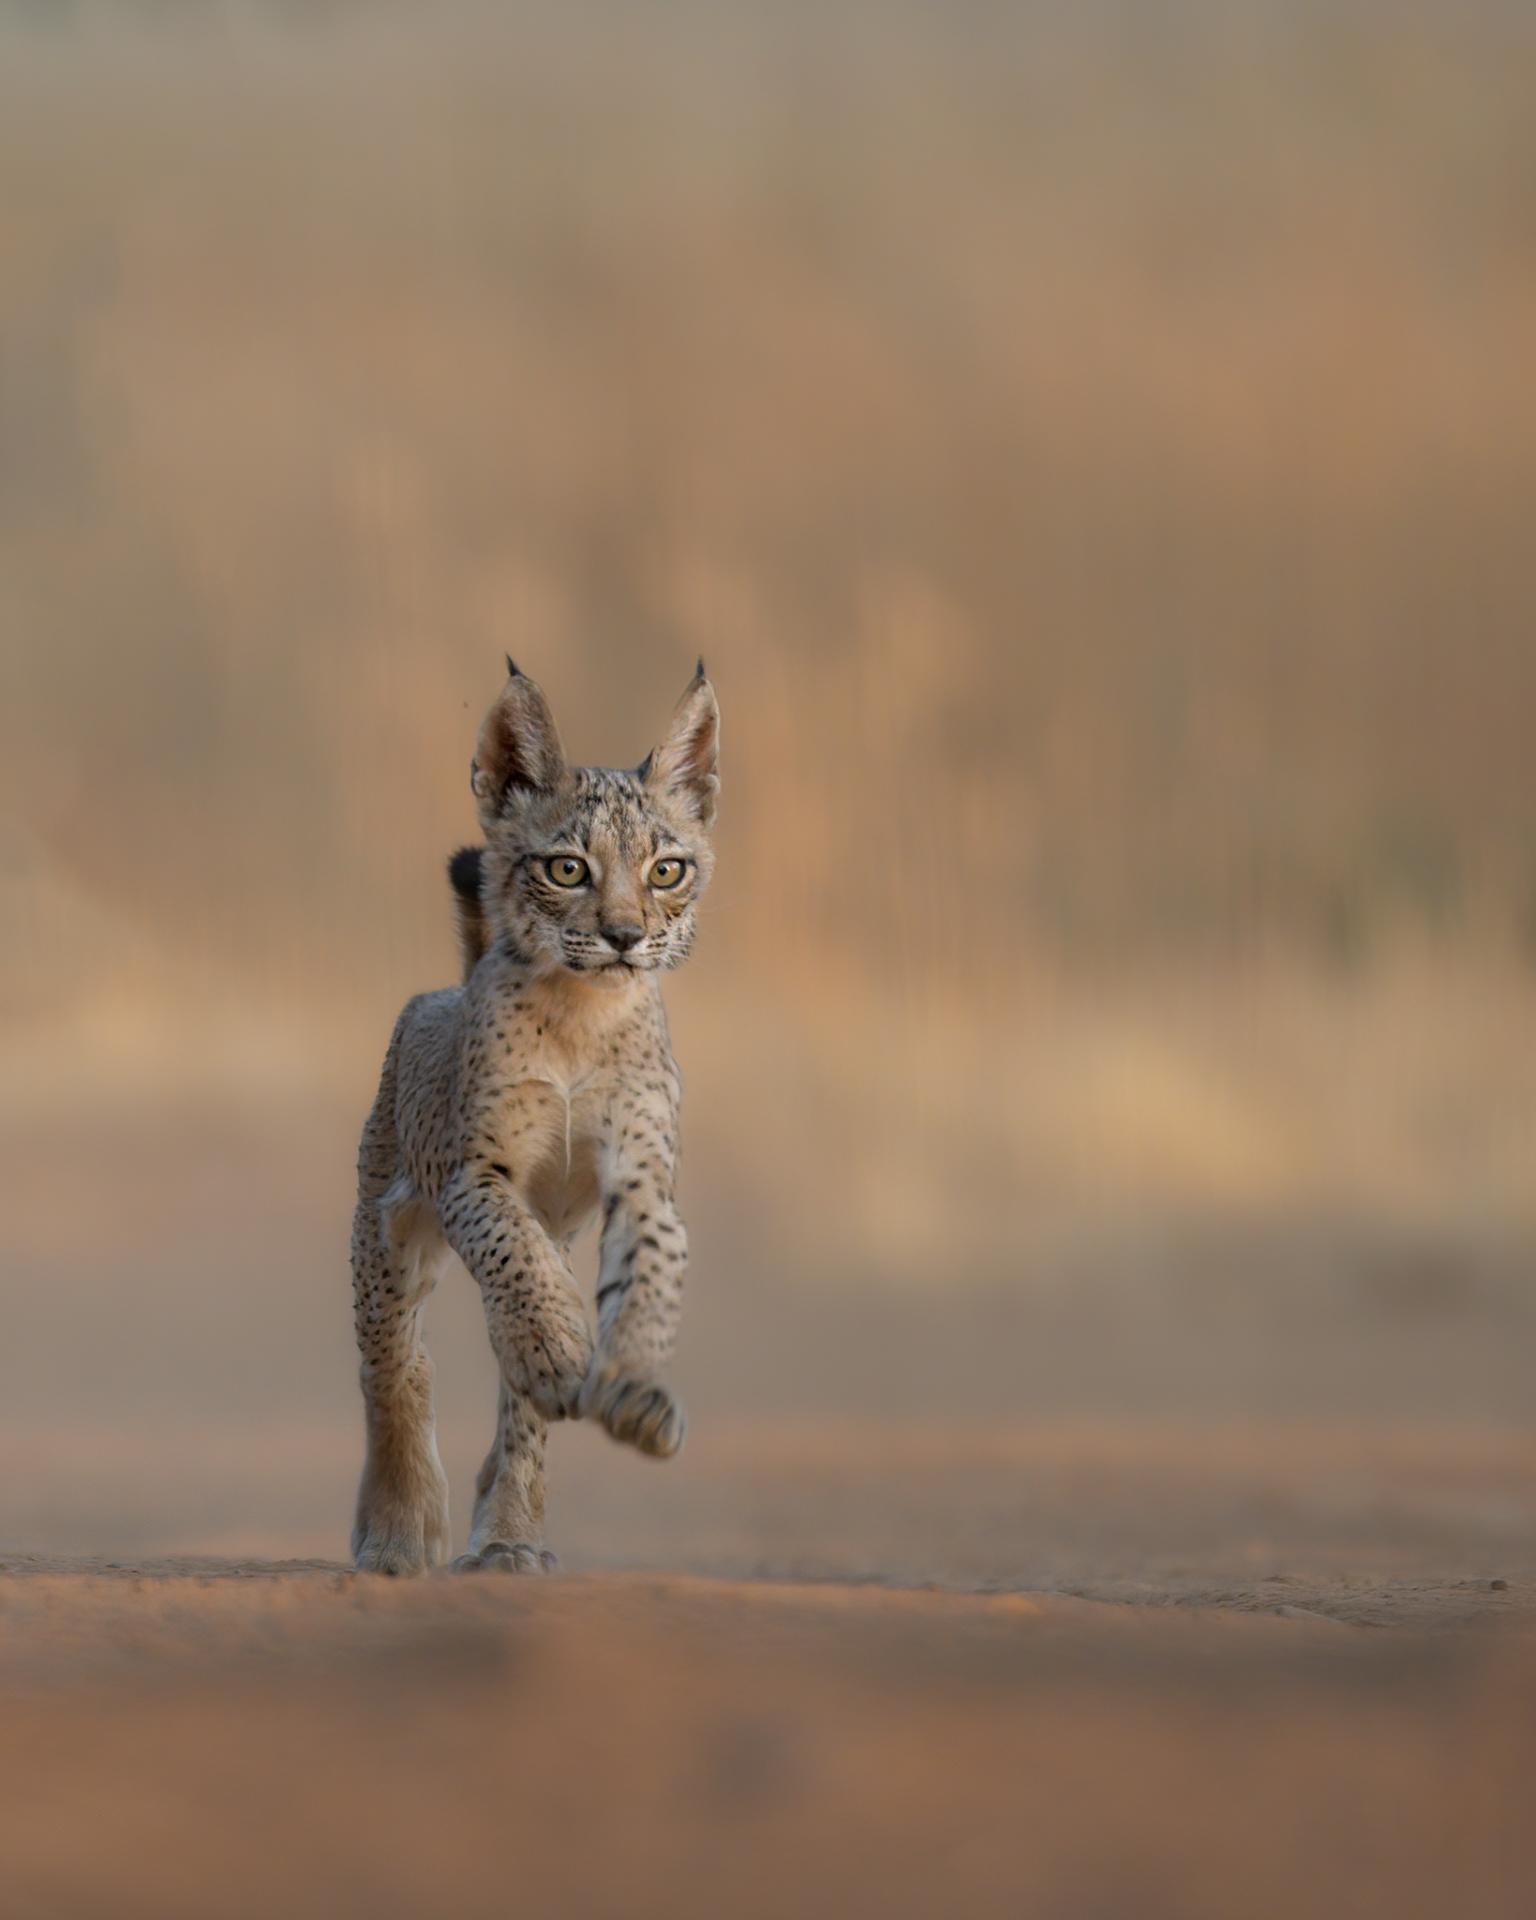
438 1164 594 1420
581 1139 689 1458
351 1183 452 1575
452 1382 559 1576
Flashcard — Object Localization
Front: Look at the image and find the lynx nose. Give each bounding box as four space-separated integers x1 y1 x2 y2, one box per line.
602 922 644 953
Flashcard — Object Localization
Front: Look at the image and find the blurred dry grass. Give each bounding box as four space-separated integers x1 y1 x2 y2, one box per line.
2 0 1535 1432
6 1 1536 997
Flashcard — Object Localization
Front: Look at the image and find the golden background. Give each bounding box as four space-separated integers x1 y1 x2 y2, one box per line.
3 0 1534 1534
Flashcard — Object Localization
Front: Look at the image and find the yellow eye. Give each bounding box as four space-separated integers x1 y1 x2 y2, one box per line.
649 857 687 890
545 856 589 889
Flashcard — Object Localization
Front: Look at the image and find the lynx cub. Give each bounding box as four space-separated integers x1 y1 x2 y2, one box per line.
350 661 719 1575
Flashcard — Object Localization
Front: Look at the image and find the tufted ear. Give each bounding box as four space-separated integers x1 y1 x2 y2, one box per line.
470 659 567 826
642 660 719 827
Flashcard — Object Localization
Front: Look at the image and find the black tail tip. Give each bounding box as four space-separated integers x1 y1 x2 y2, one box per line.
448 845 484 902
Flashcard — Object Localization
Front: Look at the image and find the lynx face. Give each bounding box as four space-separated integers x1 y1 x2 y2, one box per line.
470 663 719 980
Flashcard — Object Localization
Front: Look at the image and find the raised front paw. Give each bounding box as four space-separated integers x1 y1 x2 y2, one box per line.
579 1367 687 1459
520 1299 596 1422
452 1541 559 1575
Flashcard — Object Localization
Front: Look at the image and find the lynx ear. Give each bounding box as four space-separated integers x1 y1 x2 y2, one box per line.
642 660 719 827
470 661 567 826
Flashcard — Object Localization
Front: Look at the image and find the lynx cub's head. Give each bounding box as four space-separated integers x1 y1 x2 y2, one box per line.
462 660 719 980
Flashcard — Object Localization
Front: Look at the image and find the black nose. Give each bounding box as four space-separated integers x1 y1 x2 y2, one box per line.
603 923 644 953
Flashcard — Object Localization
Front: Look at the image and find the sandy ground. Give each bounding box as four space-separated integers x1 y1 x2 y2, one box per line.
5 1420 1536 1920
4 1080 1533 1919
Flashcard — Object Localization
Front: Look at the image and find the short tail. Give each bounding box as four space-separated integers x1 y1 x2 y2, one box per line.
448 845 488 981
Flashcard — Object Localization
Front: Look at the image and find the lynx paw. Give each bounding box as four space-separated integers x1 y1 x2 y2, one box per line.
452 1541 559 1575
580 1369 687 1458
352 1472 451 1577
521 1305 596 1422
352 1515 450 1577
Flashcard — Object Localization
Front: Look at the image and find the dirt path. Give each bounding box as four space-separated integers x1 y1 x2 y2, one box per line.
1 1568 1533 1919
4 1420 1536 1918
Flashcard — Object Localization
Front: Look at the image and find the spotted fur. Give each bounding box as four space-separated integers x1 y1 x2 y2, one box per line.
350 662 719 1576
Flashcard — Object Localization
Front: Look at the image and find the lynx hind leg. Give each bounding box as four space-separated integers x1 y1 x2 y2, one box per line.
352 1178 453 1575
452 1383 558 1575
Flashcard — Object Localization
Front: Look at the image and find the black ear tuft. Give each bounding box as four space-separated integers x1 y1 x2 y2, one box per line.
695 655 706 680
505 655 522 680
448 844 483 904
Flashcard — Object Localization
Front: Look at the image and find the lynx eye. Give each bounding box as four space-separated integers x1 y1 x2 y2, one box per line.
649 857 687 890
544 855 590 889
